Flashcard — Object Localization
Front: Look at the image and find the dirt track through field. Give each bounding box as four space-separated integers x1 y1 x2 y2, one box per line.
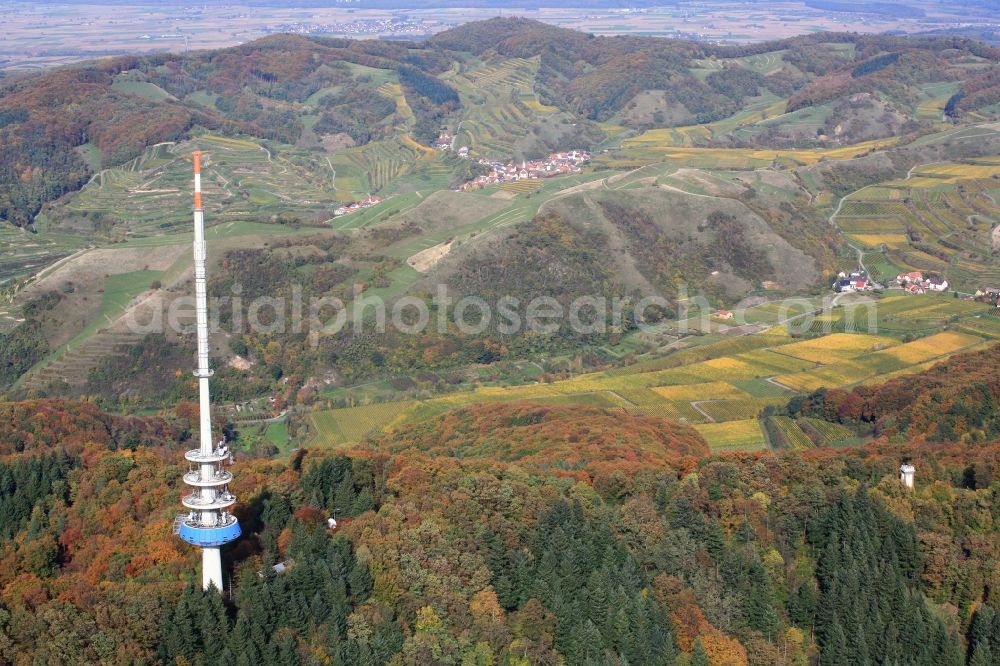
407 240 454 272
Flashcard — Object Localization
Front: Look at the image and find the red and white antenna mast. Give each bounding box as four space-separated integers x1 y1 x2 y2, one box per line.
174 151 240 591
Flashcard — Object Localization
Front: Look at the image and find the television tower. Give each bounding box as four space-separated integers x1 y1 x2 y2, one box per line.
174 151 240 591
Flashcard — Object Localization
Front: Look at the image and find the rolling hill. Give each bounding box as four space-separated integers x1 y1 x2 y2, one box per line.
6 18 1000 666
1 17 999 415
3 18 1000 234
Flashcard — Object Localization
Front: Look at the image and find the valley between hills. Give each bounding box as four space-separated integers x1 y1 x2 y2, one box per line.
2 16 1000 665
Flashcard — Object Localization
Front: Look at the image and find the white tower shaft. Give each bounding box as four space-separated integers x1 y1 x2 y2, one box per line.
175 151 239 592
204 547 223 591
193 154 223 590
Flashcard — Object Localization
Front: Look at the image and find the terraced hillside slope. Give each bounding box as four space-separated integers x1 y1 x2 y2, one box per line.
1 20 999 458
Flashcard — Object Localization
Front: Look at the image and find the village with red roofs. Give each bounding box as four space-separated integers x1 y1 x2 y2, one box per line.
432 132 591 190
331 138 591 218
455 150 591 190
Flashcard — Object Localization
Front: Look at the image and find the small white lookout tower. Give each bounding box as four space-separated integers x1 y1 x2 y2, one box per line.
899 463 915 489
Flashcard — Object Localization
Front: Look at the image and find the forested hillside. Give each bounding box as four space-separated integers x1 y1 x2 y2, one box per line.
3 19 1000 230
431 18 1000 124
0 34 456 227
788 345 1000 444
0 389 999 664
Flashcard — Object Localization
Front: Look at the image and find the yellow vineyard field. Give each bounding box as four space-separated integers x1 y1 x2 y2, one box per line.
772 333 896 365
847 234 910 248
680 357 775 381
500 179 542 193
309 401 415 448
197 134 261 150
773 362 872 393
698 397 788 422
774 331 984 392
910 163 1000 183
770 416 814 450
695 419 768 452
876 331 983 364
650 381 749 402
734 349 817 372
620 136 900 166
308 322 997 452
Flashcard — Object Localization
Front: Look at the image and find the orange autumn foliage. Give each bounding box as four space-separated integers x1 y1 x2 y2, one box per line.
373 402 709 484
700 630 750 666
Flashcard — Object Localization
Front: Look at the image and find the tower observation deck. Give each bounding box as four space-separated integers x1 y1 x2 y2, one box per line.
173 151 240 591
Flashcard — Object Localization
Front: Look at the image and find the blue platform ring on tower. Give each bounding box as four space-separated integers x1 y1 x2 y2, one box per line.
177 520 242 547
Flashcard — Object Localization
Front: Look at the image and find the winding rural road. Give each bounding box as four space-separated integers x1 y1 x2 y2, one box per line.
827 159 949 287
325 157 337 189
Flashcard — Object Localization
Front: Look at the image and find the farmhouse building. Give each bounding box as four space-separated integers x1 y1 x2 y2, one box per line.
896 271 948 292
833 271 869 293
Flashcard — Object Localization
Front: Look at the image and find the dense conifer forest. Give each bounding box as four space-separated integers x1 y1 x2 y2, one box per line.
2 350 1000 663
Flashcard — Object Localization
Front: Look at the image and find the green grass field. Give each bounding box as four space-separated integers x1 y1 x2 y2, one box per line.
111 78 175 102
265 421 290 448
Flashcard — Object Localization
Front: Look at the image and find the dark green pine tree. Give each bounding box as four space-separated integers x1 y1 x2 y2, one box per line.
533 549 560 605
159 594 196 663
882 620 904 664
484 527 515 608
332 474 356 516
736 520 755 544
990 608 1000 657
227 614 254 663
274 633 299 666
310 590 330 624
655 482 670 513
569 618 603 663
324 575 349 634
744 558 779 637
690 638 710 666
788 582 817 627
347 560 372 600
586 570 610 628
552 594 576 658
261 492 292 529
353 485 374 514
969 642 992 666
822 620 850 666
197 587 231 664
969 604 997 658
510 550 534 607
249 618 274 664
609 606 629 653
931 621 965 666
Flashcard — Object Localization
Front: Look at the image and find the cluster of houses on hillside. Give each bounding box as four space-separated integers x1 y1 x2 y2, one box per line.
833 270 871 293
456 151 592 190
333 196 383 217
975 289 1000 308
430 132 591 190
832 269 957 295
894 271 949 294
